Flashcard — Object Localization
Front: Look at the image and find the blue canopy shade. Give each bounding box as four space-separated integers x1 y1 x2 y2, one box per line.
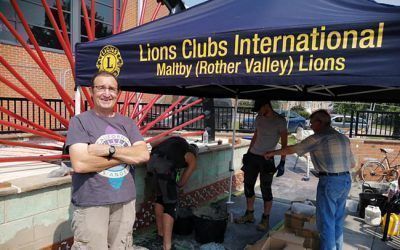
75 0 400 102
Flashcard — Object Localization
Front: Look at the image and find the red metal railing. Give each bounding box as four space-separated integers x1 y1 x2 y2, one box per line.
0 1 208 164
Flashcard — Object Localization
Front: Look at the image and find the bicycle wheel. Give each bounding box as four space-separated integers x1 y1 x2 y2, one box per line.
361 161 385 182
386 165 400 182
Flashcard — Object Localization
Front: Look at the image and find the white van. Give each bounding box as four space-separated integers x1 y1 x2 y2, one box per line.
331 115 369 133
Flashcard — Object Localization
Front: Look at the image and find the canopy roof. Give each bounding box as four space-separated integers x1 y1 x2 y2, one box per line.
75 0 400 102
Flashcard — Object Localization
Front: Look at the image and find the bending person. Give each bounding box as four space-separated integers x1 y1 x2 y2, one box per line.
148 136 198 250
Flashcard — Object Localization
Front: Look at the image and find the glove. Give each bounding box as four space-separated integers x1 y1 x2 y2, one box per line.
276 160 285 177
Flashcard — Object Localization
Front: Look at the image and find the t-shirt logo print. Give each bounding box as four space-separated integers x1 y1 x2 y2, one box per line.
96 127 132 189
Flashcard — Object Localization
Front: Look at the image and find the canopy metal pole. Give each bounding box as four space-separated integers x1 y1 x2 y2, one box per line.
227 95 239 204
75 86 81 115
305 157 311 180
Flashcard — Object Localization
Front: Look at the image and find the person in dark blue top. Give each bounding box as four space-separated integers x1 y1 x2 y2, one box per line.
148 136 198 250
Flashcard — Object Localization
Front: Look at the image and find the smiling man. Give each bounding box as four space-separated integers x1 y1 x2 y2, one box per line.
66 71 149 250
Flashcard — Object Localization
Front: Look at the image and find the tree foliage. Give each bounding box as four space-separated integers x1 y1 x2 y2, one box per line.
333 102 400 114
333 102 400 137
290 105 310 119
333 102 370 116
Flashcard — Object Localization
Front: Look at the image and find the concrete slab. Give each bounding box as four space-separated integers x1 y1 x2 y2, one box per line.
0 145 62 182
225 196 290 250
343 214 400 249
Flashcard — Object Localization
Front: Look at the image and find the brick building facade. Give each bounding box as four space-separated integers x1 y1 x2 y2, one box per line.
0 0 168 101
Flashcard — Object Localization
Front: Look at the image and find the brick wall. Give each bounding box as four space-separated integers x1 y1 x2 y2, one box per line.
0 44 74 99
0 0 168 101
350 138 400 171
122 0 168 104
1 0 169 129
123 0 168 29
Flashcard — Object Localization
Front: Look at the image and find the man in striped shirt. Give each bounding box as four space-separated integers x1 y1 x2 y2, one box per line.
265 109 355 250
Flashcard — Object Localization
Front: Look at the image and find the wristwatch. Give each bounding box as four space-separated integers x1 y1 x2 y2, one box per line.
108 145 116 160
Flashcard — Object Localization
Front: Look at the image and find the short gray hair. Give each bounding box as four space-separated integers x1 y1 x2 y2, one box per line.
310 109 331 126
91 71 119 88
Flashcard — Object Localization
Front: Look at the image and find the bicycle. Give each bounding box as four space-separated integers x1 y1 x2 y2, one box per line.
361 148 400 183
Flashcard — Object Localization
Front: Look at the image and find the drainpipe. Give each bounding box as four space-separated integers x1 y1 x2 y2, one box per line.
75 87 81 115
63 69 71 89
137 0 143 26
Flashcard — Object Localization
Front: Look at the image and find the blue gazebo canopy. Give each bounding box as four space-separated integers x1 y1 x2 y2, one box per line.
75 0 400 102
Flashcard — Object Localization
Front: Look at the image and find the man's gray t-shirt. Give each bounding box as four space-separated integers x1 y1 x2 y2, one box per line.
65 110 143 207
250 114 287 155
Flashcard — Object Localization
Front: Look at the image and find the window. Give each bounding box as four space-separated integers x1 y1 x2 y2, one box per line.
344 117 353 123
0 0 120 50
334 117 343 123
289 112 298 119
80 0 119 42
0 1 17 42
0 0 71 50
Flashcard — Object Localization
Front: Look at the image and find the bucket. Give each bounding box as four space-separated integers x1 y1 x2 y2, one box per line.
364 205 381 226
193 205 228 244
358 193 387 218
291 202 316 216
362 182 390 194
346 199 359 214
173 207 194 235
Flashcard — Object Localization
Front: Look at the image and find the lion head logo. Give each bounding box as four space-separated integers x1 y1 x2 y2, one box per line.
96 45 124 77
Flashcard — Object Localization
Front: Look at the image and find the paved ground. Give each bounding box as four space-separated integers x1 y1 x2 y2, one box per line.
133 155 400 250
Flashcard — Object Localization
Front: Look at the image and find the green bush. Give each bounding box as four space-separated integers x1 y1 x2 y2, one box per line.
291 105 310 119
297 110 310 119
